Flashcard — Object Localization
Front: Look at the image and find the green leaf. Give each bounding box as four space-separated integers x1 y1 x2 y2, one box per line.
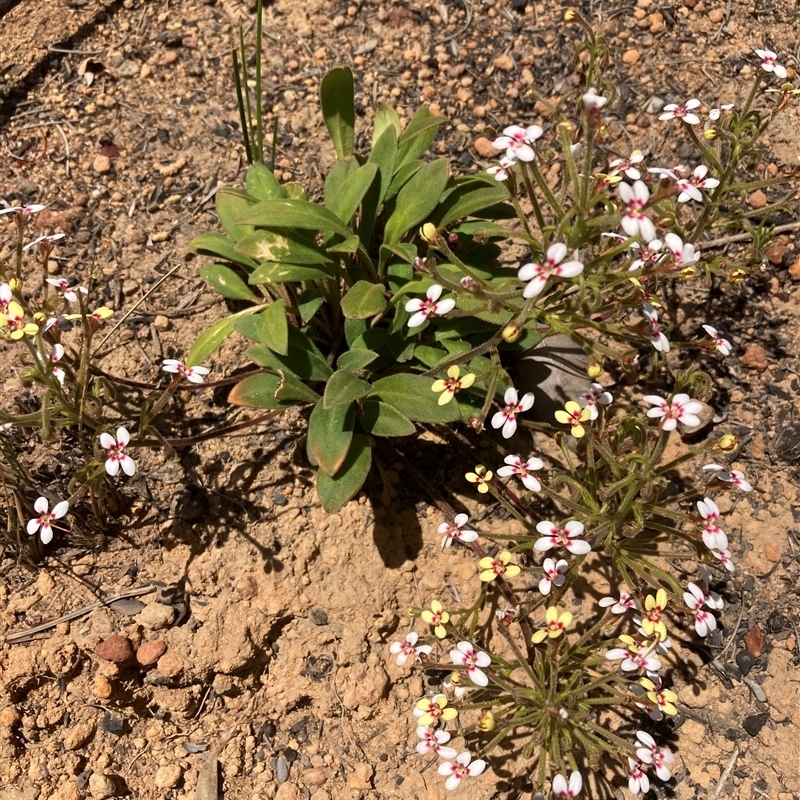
256 301 288 355
437 183 509 228
360 398 416 436
337 348 379 371
414 345 449 368
283 182 308 201
361 126 398 244
456 295 514 325
316 433 372 512
246 327 333 382
324 158 359 208
216 188 256 241
188 232 258 270
323 370 373 409
238 198 353 239
186 304 264 366
320 67 355 161
249 263 333 284
308 401 355 476
327 234 361 254
296 288 325 324
227 372 299 409
326 162 379 226
385 160 423 201
372 102 402 147
235 229 332 265
369 374 461 423
274 370 321 404
340 281 388 319
395 108 447 171
381 243 417 264
384 159 450 245
199 264 260 301
246 163 285 201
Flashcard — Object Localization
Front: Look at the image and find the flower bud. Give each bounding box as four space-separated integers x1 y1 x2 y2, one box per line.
413 256 428 272
502 323 522 343
587 360 602 379
467 416 484 433
564 8 576 20
33 311 46 324
420 223 438 244
478 710 496 732
8 278 20 291
703 128 717 141
718 433 738 453
727 268 746 284
447 232 458 245
680 265 697 279
459 275 475 291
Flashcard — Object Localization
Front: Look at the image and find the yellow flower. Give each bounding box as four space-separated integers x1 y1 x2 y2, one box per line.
478 550 520 582
431 365 476 406
718 434 738 453
587 359 602 379
531 606 573 643
478 709 496 731
640 677 678 716
415 693 458 726
642 588 668 640
466 465 493 494
554 400 591 438
420 223 438 244
501 323 521 343
421 600 450 639
0 301 38 339
65 306 114 322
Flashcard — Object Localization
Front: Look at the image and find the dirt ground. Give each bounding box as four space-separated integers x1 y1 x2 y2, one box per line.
0 0 799 799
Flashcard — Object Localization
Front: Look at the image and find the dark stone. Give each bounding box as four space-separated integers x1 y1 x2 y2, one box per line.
283 747 298 763
742 712 769 737
309 608 328 626
156 128 170 143
272 494 288 507
736 650 755 676
767 611 787 634
154 31 183 47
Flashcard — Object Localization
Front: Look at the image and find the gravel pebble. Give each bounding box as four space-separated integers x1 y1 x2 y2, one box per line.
93 154 112 174
154 764 182 789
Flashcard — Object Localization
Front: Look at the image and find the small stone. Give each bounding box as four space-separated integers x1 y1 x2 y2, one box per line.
93 674 113 700
743 712 769 737
153 314 171 330
309 608 328 626
136 603 175 630
88 773 117 799
0 705 20 727
136 640 167 666
156 651 184 679
154 764 182 789
473 136 499 158
118 60 139 77
707 8 724 22
681 719 705 745
46 784 82 800
276 757 290 783
622 49 641 65
304 766 328 786
492 54 514 71
744 625 765 657
788 254 800 280
764 542 780 562
235 575 258 600
63 719 96 750
748 189 767 208
96 635 134 663
140 64 152 79
765 244 788 265
736 649 755 676
740 344 769 371
93 154 112 174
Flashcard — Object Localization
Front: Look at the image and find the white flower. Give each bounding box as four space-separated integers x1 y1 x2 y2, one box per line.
27 496 69 545
629 239 663 272
162 359 210 384
683 582 717 637
491 386 534 439
605 642 661 673
697 564 724 609
0 282 11 310
405 284 456 328
552 770 583 798
658 98 701 126
579 383 612 421
582 87 607 110
663 232 700 266
50 343 66 385
100 427 136 477
642 302 670 352
609 150 644 180
643 393 703 431
437 752 486 791
0 204 45 216
496 454 544 492
627 758 650 795
618 181 656 242
599 589 640 614
492 124 543 163
23 233 66 252
415 726 457 759
389 632 432 666
636 731 675 781
437 513 478 549
450 641 491 687
697 497 728 550
539 558 568 596
486 156 515 182
648 165 684 182
677 165 719 203
709 103 734 121
703 464 752 492
534 520 591 555
755 48 787 80
518 243 584 298
701 324 731 356
46 277 88 303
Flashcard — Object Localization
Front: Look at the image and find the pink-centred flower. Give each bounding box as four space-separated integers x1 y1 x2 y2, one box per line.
643 393 703 431
405 284 456 328
496 454 543 492
450 641 491 687
518 243 584 299
437 513 478 549
437 752 486 791
618 181 656 242
491 386 534 439
389 632 432 666
27 496 69 545
491 124 543 162
100 427 136 477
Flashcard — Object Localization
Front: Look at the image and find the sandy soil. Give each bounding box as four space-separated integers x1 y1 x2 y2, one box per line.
0 1 799 799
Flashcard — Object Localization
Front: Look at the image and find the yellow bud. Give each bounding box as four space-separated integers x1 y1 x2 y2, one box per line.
718 434 738 453
501 323 522 343
8 278 20 291
680 265 697 279
728 268 747 284
703 128 717 141
587 360 602 379
564 8 576 20
478 710 496 732
33 311 46 323
420 223 438 244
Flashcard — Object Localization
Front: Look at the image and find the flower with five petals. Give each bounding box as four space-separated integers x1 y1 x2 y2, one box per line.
639 676 678 715
416 726 457 759
538 558 568 596
100 427 136 477
491 124 543 162
697 497 728 550
643 393 702 431
437 751 486 792
676 165 719 203
701 324 731 356
465 465 493 493
755 48 787 80
702 464 752 492
641 589 668 639
162 359 210 384
683 582 717 637
0 301 38 339
579 383 612 420
534 519 591 555
415 694 458 727
405 284 455 328
389 632 432 666
658 98 701 125
450 641 491 687
553 770 583 798
618 181 656 242
437 513 478 549
642 302 670 352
